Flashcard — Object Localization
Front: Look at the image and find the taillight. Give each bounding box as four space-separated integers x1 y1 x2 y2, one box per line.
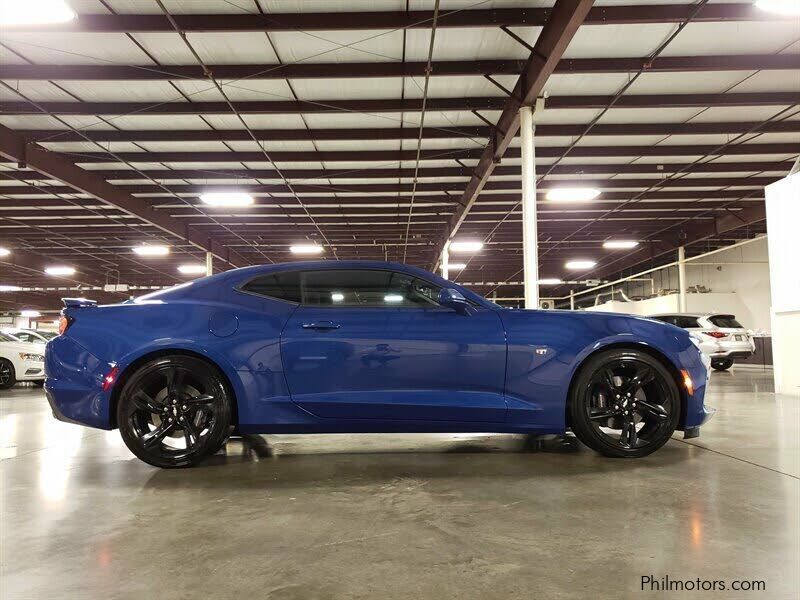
58 315 73 335
702 331 727 339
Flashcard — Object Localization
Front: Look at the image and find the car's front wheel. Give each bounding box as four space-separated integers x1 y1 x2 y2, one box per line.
116 355 233 468
0 359 15 390
568 349 681 458
711 358 733 371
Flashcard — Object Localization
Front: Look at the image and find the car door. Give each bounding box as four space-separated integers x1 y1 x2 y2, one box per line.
280 269 507 423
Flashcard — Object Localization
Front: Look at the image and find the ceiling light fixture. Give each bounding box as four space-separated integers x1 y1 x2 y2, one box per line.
546 188 601 202
449 241 484 253
0 247 10 257
133 244 170 256
384 294 404 303
200 192 254 207
331 292 344 302
537 278 564 285
0 285 22 292
447 263 467 270
45 266 76 276
603 240 639 250
20 310 41 318
177 264 207 275
755 0 800 16
290 244 324 255
0 0 76 26
565 260 597 270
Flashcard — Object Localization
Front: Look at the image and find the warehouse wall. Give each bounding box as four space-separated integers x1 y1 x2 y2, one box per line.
587 237 772 333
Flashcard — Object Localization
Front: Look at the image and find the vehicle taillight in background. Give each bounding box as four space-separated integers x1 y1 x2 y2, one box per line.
58 315 73 335
702 331 728 339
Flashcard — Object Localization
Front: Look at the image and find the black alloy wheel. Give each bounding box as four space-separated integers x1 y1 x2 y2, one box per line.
711 358 733 371
569 349 680 458
117 355 232 468
0 359 15 390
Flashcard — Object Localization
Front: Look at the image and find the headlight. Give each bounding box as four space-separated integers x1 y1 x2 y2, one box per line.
19 353 44 362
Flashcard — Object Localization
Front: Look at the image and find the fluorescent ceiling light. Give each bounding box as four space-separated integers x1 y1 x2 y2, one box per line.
755 0 800 16
565 260 597 270
603 240 639 250
331 292 344 302
0 285 22 292
449 241 484 253
447 263 467 270
177 264 207 275
546 188 601 202
290 244 324 255
45 266 76 276
384 294 404 303
20 310 41 318
0 247 10 257
133 245 170 256
538 278 563 285
0 0 76 26
200 192 254 207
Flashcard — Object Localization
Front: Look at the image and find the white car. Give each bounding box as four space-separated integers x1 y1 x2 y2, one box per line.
648 313 755 371
2 328 57 344
0 331 46 389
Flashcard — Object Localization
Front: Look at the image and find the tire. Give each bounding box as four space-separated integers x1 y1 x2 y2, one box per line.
711 358 733 371
568 349 681 458
0 359 16 390
116 355 233 468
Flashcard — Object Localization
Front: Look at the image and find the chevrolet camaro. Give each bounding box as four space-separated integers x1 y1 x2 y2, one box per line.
45 261 713 468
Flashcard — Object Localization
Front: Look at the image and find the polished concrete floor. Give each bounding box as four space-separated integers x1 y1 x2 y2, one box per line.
1 369 798 599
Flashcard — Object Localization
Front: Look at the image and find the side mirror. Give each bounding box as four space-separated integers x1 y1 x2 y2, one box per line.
438 288 472 316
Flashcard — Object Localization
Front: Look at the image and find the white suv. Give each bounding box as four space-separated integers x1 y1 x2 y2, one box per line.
649 313 755 371
0 331 46 389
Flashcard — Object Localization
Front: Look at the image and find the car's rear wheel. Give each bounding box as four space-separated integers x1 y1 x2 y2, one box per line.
0 359 16 390
117 355 232 468
568 349 680 458
711 358 733 371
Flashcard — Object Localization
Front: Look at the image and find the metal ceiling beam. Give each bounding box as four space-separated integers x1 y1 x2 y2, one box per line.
3 93 795 115
5 55 794 81
3 4 779 33
19 121 800 143
589 205 767 283
24 143 795 163
0 176 780 196
0 247 108 288
0 124 248 268
7 161 792 182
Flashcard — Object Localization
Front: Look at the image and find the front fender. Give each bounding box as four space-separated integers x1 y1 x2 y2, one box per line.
499 310 705 430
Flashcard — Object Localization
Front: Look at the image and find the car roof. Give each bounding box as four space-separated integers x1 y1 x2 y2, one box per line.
134 260 497 309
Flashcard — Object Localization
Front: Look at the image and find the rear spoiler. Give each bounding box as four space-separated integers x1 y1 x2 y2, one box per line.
62 298 98 309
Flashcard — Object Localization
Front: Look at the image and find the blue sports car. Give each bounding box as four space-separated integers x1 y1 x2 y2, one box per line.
45 261 712 468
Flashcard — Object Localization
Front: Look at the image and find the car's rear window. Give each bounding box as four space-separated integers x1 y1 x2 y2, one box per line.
241 271 302 303
709 315 743 329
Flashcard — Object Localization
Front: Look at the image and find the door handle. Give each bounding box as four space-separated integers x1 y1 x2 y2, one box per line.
302 321 341 330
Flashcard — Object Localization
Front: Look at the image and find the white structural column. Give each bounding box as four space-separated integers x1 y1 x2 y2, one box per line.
206 251 214 277
441 243 450 281
519 105 539 309
678 246 687 312
570 291 575 311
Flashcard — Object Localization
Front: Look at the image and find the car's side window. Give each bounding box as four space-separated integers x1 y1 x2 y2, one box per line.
240 272 302 303
15 332 34 342
299 270 441 308
677 317 700 328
